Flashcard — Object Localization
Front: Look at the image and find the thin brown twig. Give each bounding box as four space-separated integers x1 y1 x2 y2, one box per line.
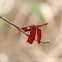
0 15 51 44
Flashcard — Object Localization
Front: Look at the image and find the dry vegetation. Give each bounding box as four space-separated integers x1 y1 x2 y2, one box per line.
0 0 62 62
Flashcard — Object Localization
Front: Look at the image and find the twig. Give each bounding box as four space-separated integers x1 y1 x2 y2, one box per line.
0 16 51 44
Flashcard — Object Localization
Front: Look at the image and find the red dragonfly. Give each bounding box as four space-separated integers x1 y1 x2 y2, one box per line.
14 23 48 44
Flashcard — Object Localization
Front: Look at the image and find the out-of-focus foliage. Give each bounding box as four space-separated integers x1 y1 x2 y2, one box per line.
23 1 45 23
0 0 62 62
0 19 5 30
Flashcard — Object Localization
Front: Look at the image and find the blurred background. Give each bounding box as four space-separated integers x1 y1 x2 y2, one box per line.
0 0 62 62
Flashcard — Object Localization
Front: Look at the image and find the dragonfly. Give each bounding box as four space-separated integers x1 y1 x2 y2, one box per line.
14 23 48 44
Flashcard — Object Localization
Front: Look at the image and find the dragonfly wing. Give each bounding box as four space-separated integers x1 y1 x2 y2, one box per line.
37 27 41 44
26 27 36 44
37 23 48 27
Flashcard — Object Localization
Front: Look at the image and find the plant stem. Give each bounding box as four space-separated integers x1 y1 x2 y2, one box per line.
0 16 29 37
